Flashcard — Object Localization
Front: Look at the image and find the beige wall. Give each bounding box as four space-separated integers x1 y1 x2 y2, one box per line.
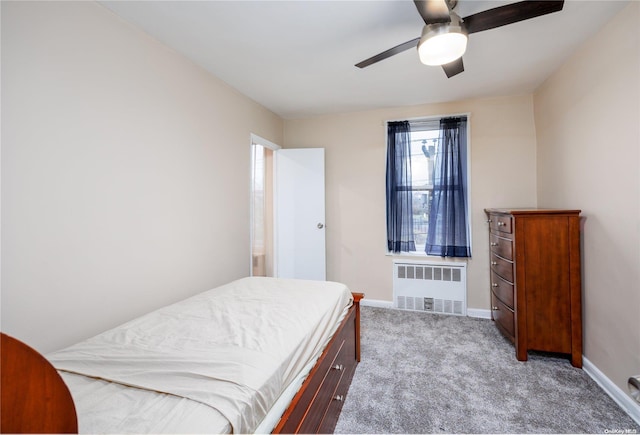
1 1 283 353
284 95 538 309
534 3 640 395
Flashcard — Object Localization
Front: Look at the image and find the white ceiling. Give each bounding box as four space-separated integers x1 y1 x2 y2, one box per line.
99 0 628 119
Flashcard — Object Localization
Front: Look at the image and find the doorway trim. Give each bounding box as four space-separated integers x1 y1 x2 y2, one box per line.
250 134 280 152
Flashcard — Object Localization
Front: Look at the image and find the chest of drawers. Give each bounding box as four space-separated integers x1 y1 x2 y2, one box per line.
485 208 583 367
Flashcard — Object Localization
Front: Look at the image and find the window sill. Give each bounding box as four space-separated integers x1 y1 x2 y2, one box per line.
385 251 437 258
385 251 470 262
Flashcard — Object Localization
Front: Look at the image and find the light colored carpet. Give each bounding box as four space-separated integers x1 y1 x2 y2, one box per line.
335 306 639 434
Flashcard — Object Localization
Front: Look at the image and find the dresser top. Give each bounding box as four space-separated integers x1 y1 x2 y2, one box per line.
485 208 581 216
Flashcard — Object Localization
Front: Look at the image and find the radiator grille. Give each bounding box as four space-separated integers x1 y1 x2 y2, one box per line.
393 261 467 316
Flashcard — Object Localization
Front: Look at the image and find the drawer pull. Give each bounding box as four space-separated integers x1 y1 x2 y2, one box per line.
333 395 345 402
490 242 498 246
497 221 505 226
491 261 497 266
486 219 492 223
492 283 498 287
492 306 499 311
332 364 344 371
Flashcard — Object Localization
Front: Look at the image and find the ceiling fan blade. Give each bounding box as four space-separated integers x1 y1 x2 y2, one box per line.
463 1 564 35
442 57 464 78
355 37 420 68
413 0 451 24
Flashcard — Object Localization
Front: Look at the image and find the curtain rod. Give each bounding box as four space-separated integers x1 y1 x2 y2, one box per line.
383 112 471 125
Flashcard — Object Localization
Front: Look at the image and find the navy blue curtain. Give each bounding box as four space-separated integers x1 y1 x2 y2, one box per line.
425 117 471 257
386 121 416 253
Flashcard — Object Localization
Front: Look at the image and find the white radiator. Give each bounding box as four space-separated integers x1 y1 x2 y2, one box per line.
393 260 467 316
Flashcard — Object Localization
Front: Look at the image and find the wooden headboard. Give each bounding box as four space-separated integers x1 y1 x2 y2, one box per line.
1 333 78 434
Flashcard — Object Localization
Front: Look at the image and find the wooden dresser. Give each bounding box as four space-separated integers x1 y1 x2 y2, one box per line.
484 208 582 367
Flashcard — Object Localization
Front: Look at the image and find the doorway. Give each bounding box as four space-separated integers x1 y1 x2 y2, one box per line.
250 135 279 277
250 136 327 280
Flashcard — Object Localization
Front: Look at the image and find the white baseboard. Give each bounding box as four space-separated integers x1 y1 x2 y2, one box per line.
467 308 492 319
359 298 394 309
583 357 640 426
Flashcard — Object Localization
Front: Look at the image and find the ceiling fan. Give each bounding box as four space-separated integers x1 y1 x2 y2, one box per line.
355 0 565 78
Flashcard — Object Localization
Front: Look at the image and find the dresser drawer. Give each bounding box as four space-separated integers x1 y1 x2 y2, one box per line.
490 252 513 283
317 340 357 433
489 233 513 260
297 339 346 433
318 369 351 434
490 270 514 308
492 292 515 340
489 214 513 234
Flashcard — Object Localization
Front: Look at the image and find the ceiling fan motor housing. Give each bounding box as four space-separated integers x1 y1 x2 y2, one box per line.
418 12 467 66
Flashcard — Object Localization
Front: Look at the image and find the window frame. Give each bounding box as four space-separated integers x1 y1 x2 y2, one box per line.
385 113 472 257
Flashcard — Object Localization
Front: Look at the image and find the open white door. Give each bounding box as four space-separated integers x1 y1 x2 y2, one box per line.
274 148 326 280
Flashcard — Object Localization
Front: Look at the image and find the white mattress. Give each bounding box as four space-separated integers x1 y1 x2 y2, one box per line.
48 277 353 434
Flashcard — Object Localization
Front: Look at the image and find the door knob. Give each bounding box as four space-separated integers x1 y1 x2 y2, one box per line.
317 223 324 229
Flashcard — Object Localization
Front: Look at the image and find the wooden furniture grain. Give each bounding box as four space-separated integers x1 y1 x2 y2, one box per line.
485 208 583 367
273 292 363 434
0 333 78 434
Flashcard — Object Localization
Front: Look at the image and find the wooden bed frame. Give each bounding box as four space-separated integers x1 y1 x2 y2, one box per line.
273 292 363 433
0 292 363 434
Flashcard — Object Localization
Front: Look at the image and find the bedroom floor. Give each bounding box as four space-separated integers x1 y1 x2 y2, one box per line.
335 306 639 434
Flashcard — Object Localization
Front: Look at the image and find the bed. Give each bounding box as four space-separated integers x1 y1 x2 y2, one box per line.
0 277 363 434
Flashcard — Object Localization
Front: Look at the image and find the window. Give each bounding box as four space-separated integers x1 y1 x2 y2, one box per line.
386 116 471 257
407 127 439 249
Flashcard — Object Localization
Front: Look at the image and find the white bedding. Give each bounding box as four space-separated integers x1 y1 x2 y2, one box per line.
48 277 353 434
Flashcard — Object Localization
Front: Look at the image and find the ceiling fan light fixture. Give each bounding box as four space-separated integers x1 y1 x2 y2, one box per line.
417 18 467 66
